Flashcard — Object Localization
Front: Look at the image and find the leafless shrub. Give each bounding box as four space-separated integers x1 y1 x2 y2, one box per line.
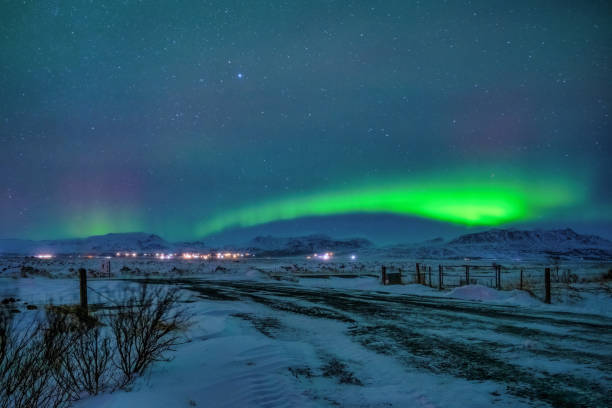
47 311 113 399
321 358 362 385
109 285 190 386
19 265 51 278
0 310 70 408
0 284 190 407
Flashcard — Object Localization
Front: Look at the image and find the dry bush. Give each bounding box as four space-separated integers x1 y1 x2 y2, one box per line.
109 285 190 386
0 284 190 407
46 312 114 399
599 269 612 282
0 310 71 408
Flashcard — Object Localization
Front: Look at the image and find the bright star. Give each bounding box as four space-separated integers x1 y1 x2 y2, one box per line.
237 73 243 79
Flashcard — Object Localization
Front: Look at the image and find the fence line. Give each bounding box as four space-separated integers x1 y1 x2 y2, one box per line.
375 262 611 304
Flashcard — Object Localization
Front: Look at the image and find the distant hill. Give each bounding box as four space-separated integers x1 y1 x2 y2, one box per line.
0 233 172 255
246 234 373 256
391 228 612 261
0 232 372 256
1 228 610 261
448 228 610 248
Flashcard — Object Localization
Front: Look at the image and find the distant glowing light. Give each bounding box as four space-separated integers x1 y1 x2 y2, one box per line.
35 254 53 259
350 255 356 260
156 253 174 260
312 252 333 260
237 73 243 79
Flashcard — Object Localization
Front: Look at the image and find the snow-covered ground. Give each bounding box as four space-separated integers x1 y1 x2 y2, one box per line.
2 254 609 316
1 256 611 407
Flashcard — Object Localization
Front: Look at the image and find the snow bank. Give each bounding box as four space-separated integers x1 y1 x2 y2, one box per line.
551 282 612 317
446 285 542 307
297 276 440 296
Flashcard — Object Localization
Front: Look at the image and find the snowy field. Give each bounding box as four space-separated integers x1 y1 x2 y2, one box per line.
2 255 610 312
1 256 611 407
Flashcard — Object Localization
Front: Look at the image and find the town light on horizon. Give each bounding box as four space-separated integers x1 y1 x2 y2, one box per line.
310 252 333 260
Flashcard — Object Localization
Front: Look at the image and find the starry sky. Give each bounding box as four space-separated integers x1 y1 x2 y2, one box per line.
1 1 611 243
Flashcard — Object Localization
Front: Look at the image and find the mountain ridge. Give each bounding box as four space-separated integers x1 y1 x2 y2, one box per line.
0 228 610 260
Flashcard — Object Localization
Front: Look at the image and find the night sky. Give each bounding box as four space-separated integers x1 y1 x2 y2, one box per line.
1 1 611 243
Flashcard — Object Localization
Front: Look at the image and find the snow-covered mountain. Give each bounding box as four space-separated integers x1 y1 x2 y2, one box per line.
0 232 372 256
1 228 610 260
448 228 610 248
0 233 172 255
395 228 612 261
245 234 373 256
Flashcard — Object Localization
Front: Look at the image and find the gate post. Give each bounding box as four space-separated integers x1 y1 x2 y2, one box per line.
496 265 501 290
545 268 551 304
79 268 88 313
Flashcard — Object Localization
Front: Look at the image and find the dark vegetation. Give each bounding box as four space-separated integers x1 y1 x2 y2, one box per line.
321 358 363 385
0 285 190 407
232 312 283 338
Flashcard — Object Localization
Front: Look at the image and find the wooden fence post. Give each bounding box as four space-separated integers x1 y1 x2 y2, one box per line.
428 266 432 287
496 265 501 290
464 265 470 285
438 265 443 290
381 266 387 285
101 260 111 278
415 263 421 284
545 267 551 304
493 264 497 289
79 268 88 312
520 268 523 290
495 265 498 289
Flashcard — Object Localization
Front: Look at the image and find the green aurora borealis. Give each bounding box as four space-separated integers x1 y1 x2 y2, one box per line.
196 174 583 236
1 1 610 241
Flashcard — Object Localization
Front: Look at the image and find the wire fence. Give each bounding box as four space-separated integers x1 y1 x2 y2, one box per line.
71 258 610 306
266 260 611 304
409 263 606 287
386 262 612 303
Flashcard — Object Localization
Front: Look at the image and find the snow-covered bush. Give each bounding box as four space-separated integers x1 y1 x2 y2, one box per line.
0 285 190 407
109 285 191 386
47 312 113 399
0 310 70 408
